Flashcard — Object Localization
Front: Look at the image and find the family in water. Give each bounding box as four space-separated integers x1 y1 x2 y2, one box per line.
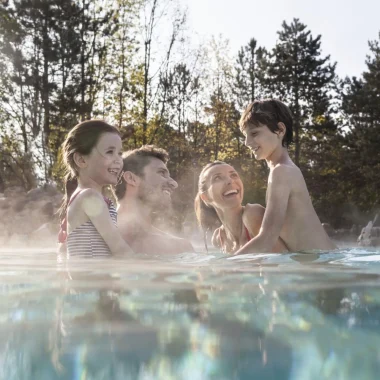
57 99 336 257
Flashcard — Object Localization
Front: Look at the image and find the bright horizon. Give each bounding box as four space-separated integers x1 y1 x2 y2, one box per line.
183 0 380 78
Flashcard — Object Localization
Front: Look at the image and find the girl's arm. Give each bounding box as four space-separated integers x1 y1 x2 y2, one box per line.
74 189 134 256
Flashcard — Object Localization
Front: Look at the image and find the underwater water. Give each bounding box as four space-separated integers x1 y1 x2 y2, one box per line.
1 248 380 379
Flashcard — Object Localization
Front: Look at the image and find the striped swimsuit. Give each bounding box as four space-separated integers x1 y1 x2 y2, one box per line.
59 191 118 258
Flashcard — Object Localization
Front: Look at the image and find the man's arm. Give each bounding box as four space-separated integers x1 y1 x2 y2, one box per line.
179 238 194 253
235 166 291 255
147 226 195 254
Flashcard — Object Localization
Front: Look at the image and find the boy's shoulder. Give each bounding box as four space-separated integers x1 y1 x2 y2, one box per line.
267 164 305 200
272 162 301 174
270 163 303 183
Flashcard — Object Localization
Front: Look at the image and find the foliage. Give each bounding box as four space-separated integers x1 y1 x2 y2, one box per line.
0 2 378 228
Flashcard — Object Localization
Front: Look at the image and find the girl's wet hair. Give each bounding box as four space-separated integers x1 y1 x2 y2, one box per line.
58 120 120 221
239 99 293 147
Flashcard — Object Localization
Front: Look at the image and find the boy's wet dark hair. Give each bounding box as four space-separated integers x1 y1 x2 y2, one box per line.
239 99 293 147
114 145 169 200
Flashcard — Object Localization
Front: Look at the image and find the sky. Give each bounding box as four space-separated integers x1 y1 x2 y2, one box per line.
182 0 380 78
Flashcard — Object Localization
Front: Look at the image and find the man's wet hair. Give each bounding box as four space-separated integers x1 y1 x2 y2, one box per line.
114 145 169 200
239 99 293 147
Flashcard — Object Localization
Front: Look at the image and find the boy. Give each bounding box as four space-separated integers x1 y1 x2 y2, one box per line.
235 99 336 255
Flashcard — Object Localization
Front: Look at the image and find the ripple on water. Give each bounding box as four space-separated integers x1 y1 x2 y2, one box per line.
1 248 380 379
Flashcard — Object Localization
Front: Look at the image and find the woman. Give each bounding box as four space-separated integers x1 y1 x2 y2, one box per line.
195 161 287 254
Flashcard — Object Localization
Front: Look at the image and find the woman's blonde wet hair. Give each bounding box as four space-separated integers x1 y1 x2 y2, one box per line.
194 161 227 232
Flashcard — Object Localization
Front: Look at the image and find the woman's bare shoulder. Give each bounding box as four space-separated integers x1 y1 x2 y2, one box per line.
243 203 265 236
243 203 265 220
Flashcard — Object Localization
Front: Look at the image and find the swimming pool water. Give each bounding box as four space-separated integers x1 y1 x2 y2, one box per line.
1 248 380 379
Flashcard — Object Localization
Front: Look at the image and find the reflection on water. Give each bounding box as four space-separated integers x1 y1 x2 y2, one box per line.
1 248 380 379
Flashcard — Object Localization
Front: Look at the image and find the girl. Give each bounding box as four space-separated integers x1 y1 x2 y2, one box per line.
58 120 133 257
195 161 287 254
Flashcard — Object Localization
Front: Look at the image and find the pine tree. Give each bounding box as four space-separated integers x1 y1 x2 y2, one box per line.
267 18 336 166
233 38 267 109
341 31 380 212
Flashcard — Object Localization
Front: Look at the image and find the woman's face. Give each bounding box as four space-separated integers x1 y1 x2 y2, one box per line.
200 164 244 209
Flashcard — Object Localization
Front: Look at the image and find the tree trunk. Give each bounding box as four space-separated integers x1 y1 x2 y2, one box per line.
42 11 50 148
80 0 86 121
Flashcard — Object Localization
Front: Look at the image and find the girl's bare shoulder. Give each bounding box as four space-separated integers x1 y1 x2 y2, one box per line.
74 188 103 202
69 188 105 216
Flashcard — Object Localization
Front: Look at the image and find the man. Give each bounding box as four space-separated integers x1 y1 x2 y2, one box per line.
114 145 193 254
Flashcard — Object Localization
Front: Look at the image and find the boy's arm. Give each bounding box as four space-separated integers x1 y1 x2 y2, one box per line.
235 166 291 255
243 204 288 253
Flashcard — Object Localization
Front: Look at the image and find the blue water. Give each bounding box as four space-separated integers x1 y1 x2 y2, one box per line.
1 248 380 379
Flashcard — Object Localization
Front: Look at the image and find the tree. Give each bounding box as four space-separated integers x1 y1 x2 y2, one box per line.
266 18 336 167
340 31 380 214
233 38 268 109
98 0 140 130
136 0 187 145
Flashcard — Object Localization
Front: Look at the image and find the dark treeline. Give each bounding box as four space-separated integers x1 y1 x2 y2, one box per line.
0 0 379 229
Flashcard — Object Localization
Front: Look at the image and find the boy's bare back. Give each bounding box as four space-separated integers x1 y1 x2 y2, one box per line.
267 162 335 252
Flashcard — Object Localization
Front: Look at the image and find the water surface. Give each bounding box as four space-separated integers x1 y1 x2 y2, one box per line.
1 248 380 379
